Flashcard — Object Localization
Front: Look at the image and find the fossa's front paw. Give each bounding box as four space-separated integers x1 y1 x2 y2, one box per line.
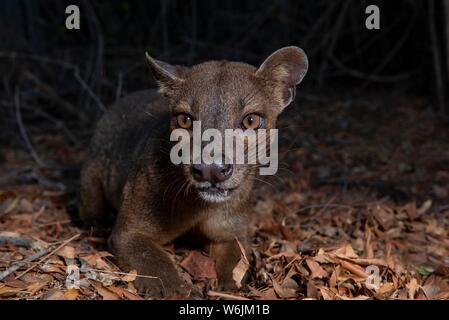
135 274 188 299
217 267 250 292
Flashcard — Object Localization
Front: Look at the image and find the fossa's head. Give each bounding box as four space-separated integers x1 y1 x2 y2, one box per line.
146 47 308 203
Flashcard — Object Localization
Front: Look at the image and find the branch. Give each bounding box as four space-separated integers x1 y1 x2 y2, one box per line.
14 87 45 167
0 248 49 281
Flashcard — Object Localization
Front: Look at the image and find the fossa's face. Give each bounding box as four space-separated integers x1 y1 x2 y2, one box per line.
147 47 308 203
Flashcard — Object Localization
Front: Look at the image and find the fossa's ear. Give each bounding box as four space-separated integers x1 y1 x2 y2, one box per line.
256 46 308 110
145 52 189 96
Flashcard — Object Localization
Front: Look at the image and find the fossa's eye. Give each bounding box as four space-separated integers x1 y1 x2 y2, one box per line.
176 113 193 129
242 113 264 130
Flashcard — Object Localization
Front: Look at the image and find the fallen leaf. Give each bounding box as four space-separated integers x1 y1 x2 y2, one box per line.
399 202 417 220
41 288 67 300
80 253 112 271
0 286 26 297
417 200 432 215
107 286 144 300
64 288 79 300
83 269 119 286
334 244 359 259
306 280 319 299
306 258 328 279
180 251 217 280
258 288 278 300
272 277 298 299
267 251 301 261
21 273 54 296
232 259 249 289
407 278 419 299
419 276 449 300
364 227 374 259
91 281 120 300
57 246 75 259
328 269 338 287
4 198 19 213
121 270 137 282
343 257 388 267
376 282 395 295
232 239 250 288
2 275 28 289
416 265 433 277
317 286 337 300
19 199 34 212
338 259 368 278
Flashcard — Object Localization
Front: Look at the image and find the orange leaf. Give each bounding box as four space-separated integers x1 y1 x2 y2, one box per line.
107 286 144 300
306 258 328 279
180 251 217 280
91 281 120 300
338 259 368 278
64 288 79 300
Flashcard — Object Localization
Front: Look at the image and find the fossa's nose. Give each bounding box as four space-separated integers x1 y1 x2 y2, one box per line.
192 163 233 183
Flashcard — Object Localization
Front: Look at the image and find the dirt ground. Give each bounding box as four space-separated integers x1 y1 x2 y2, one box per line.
0 90 448 300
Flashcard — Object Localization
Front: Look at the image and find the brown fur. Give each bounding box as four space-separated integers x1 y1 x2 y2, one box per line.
79 47 308 298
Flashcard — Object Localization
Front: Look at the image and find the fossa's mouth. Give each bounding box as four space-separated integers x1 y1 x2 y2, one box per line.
197 186 236 203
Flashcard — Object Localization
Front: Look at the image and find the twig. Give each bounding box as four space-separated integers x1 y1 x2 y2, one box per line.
445 0 449 93
296 203 358 214
74 71 107 112
14 87 45 167
22 70 89 124
0 248 49 281
20 98 82 147
330 54 417 83
360 11 416 88
82 268 158 279
337 259 369 278
0 51 77 70
78 0 105 113
115 72 123 102
37 220 71 228
429 0 447 117
302 1 340 49
234 238 249 265
28 168 67 192
207 290 250 300
15 234 80 280
317 1 350 86
0 236 35 247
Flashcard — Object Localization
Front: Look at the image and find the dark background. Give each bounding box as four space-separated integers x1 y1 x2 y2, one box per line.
0 0 448 149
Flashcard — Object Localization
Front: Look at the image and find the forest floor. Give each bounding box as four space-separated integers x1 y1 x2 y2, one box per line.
0 91 448 300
